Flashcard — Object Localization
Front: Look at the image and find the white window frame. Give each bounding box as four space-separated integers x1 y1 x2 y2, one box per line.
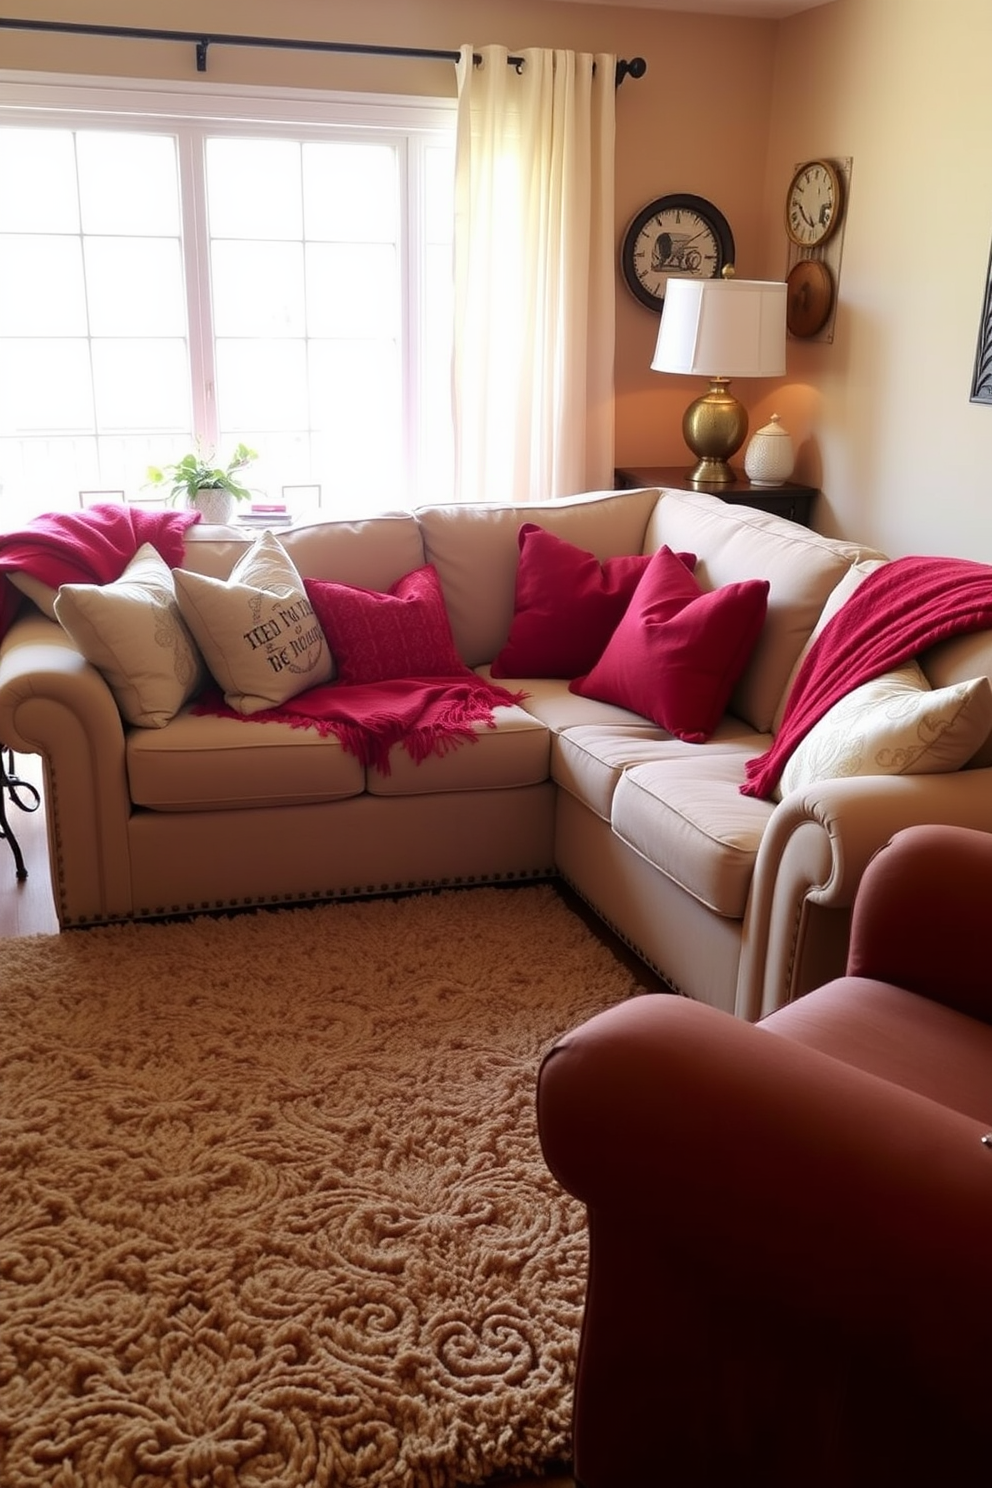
0 70 457 516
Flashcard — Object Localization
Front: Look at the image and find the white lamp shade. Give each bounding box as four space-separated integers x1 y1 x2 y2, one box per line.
651 278 787 379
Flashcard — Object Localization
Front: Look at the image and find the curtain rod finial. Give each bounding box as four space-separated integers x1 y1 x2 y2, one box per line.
616 56 647 86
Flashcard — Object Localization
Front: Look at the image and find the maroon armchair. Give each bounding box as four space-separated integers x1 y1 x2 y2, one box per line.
538 824 992 1488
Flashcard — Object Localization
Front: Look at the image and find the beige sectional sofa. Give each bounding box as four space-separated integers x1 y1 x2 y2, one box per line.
4 484 992 1020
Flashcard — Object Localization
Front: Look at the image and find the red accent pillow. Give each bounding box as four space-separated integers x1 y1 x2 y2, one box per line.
569 546 770 742
305 565 468 684
491 524 694 679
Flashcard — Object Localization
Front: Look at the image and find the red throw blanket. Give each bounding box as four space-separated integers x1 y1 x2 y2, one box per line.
193 674 529 775
0 503 201 637
742 554 992 799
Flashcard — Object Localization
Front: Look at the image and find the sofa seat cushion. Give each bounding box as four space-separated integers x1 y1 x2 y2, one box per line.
366 703 550 796
611 752 776 917
555 722 770 823
127 708 365 811
477 668 661 734
764 978 992 1122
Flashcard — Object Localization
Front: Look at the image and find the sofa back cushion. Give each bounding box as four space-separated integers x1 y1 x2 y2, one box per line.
416 488 660 666
770 557 889 733
178 512 427 593
644 490 886 732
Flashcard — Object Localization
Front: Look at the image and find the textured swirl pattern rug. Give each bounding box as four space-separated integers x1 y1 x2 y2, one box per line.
0 884 641 1487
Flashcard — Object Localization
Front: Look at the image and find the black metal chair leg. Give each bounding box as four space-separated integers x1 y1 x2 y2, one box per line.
0 747 40 881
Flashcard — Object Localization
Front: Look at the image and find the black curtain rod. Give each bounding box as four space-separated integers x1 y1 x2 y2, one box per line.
0 17 647 86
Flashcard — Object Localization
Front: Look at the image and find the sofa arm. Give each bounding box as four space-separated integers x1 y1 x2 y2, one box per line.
846 823 992 1022
0 611 133 925
739 769 992 1019
538 994 992 1486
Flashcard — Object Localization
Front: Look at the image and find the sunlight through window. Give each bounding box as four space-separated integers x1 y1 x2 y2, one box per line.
0 82 455 524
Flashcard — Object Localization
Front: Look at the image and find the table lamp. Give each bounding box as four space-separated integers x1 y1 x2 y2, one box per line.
651 273 787 484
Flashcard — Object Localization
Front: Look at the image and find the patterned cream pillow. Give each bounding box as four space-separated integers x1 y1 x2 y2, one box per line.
777 661 992 798
53 543 205 729
173 530 334 715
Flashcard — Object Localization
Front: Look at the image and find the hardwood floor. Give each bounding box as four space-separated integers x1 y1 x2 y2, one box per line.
0 750 582 1488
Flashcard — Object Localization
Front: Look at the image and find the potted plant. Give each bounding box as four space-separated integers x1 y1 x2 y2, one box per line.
145 442 258 525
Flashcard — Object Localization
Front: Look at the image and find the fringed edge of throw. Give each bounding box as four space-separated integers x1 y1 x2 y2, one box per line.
191 678 528 776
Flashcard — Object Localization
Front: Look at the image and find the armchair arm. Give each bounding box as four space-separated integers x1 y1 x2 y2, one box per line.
0 611 132 925
538 994 992 1485
739 769 992 1018
847 823 992 1021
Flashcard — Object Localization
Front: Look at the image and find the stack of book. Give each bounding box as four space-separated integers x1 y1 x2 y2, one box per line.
238 501 291 527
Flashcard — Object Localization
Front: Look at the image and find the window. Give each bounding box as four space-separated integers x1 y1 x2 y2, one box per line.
0 75 456 523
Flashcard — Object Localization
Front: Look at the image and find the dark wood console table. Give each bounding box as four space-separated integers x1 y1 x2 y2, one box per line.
614 465 818 529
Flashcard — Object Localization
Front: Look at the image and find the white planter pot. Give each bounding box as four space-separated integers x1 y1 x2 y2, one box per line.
190 488 235 525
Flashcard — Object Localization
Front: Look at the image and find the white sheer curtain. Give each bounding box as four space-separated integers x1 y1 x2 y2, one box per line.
453 45 616 503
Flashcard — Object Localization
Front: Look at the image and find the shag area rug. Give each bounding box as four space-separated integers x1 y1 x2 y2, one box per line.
0 885 641 1487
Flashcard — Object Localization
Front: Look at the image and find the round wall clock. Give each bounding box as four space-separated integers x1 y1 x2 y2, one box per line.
786 258 834 337
785 159 842 248
620 193 735 311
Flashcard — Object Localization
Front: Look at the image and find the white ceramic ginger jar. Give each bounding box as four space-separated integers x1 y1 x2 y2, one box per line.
744 414 795 487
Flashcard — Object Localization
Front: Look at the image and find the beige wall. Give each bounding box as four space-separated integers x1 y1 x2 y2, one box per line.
5 1 992 560
762 0 992 560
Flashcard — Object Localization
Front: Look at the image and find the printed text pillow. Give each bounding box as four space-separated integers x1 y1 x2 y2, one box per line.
174 530 333 715
305 565 468 684
570 546 770 742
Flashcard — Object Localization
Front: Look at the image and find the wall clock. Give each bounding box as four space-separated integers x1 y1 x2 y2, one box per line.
620 193 735 312
783 157 852 344
785 159 842 248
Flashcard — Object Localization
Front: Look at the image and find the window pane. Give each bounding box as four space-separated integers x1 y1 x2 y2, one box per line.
211 241 305 336
423 241 455 498
206 138 302 239
305 243 398 338
230 433 311 499
425 144 455 243
303 141 398 242
77 132 180 235
0 339 94 430
309 338 400 465
92 340 191 430
215 339 308 430
0 128 80 232
0 435 99 518
0 96 455 517
85 238 186 336
0 237 88 335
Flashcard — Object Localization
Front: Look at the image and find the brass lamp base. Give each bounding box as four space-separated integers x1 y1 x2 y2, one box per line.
681 377 748 484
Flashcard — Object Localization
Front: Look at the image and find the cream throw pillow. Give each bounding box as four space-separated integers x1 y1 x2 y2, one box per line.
777 661 992 798
53 543 205 729
173 530 334 715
